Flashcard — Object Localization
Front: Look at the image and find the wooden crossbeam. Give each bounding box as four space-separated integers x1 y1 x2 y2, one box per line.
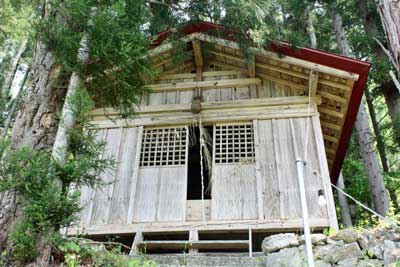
90 96 322 116
146 78 261 92
156 70 244 80
137 240 250 250
318 107 345 119
67 218 331 236
309 70 319 96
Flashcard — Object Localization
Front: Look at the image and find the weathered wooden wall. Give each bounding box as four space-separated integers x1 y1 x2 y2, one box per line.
74 69 337 234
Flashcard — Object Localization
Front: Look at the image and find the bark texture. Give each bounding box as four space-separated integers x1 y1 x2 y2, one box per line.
365 87 390 172
382 80 400 146
375 0 400 73
0 40 67 251
358 0 400 148
331 4 389 216
354 101 390 215
337 172 353 227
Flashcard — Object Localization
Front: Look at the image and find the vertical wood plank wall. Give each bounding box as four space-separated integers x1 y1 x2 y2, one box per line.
132 166 187 222
78 127 141 225
211 164 258 220
254 117 331 222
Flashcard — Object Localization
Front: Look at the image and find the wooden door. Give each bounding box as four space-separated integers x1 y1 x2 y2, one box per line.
132 126 189 222
211 123 258 220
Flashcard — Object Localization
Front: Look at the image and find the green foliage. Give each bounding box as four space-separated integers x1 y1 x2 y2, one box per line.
0 88 115 264
56 238 156 267
34 0 154 117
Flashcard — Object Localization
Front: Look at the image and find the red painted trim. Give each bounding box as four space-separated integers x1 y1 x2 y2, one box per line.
152 22 371 184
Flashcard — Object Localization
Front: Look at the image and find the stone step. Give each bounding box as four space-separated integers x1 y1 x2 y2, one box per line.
134 255 263 267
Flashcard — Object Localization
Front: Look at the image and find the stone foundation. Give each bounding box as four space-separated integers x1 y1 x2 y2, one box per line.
138 227 400 267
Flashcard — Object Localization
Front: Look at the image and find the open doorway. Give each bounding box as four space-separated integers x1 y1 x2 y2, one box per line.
187 126 213 200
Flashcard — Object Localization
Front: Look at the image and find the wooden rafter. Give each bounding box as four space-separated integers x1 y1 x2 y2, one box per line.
196 33 359 80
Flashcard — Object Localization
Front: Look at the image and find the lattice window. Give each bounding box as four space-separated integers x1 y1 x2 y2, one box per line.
140 127 188 167
214 123 255 164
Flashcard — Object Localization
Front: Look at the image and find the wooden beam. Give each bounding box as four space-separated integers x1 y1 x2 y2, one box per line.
129 231 143 256
323 134 339 143
320 120 341 131
89 106 318 129
318 107 345 119
146 78 262 92
148 32 200 58
256 61 352 91
309 70 319 96
156 70 244 80
90 96 322 117
67 218 330 236
319 91 348 104
192 40 203 67
138 240 249 250
196 33 359 80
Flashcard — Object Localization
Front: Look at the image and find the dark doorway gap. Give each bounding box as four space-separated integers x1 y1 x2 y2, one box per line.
187 126 213 200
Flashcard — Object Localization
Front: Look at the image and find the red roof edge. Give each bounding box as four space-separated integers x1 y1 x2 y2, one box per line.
152 21 371 184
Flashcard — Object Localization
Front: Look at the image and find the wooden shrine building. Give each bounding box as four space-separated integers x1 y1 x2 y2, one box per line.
69 22 371 253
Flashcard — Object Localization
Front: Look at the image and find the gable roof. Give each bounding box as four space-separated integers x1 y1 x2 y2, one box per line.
150 21 371 184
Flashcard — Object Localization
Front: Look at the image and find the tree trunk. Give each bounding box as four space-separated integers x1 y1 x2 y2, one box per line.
354 101 390 215
1 39 27 95
365 87 390 172
331 2 389 216
0 39 67 253
358 0 400 148
52 7 94 166
374 0 400 91
0 64 30 140
306 5 317 49
382 80 400 147
375 0 400 73
337 172 353 227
